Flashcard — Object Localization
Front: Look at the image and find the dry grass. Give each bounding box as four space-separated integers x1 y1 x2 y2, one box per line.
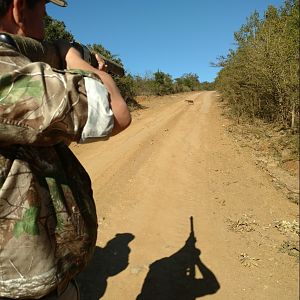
279 240 299 260
274 220 299 235
239 253 260 267
227 214 259 233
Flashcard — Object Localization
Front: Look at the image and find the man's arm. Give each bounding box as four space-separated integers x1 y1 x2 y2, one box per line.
64 47 131 136
0 43 129 146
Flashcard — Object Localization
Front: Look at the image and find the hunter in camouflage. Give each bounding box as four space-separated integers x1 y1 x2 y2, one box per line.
0 0 131 299
0 41 102 298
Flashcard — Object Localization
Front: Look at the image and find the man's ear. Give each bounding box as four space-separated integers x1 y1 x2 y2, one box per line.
12 0 26 30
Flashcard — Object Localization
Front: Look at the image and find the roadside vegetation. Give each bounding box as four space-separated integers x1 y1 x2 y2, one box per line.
213 0 299 199
214 0 299 130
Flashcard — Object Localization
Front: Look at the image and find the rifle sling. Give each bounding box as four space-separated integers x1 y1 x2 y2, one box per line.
0 33 18 49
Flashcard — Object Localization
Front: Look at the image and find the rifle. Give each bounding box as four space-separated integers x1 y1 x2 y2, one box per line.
187 216 197 278
0 33 125 77
190 216 195 239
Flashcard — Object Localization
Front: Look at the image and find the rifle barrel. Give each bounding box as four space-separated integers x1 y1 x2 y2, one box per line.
190 216 194 234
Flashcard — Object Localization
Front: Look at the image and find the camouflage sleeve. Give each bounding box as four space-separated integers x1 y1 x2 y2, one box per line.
0 49 113 146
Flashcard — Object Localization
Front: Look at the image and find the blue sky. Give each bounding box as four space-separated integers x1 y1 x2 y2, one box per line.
47 0 284 82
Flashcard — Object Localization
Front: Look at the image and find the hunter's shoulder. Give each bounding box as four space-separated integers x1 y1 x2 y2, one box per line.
0 43 31 71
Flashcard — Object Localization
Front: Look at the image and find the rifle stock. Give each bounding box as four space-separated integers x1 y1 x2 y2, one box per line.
0 33 125 77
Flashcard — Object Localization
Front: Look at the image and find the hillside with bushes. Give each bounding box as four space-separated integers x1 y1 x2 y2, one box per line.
214 0 299 130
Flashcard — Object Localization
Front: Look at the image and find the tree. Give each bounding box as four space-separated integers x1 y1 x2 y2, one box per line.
153 71 174 95
214 0 299 128
175 73 201 92
199 81 215 91
44 15 74 42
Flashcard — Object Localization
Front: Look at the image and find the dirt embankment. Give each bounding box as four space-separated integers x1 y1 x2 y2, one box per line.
73 91 299 300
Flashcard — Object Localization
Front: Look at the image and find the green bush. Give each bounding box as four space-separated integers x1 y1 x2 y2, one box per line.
215 0 299 129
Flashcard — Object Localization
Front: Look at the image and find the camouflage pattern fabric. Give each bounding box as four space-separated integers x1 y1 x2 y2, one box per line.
0 42 98 298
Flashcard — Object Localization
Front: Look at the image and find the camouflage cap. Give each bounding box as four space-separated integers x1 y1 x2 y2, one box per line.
46 0 68 7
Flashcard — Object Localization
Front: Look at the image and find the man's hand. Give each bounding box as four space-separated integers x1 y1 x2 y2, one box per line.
95 53 108 72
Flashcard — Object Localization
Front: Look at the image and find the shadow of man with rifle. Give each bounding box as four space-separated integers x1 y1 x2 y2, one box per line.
137 217 220 300
76 233 135 300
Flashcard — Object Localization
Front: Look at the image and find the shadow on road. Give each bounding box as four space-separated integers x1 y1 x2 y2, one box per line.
76 232 135 300
136 217 220 300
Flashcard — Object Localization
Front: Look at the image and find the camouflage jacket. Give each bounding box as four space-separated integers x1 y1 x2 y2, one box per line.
0 42 109 298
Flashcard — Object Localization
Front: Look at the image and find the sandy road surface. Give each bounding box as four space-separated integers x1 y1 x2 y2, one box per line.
72 92 299 300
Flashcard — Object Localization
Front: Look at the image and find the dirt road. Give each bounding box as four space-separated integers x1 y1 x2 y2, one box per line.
73 91 299 300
